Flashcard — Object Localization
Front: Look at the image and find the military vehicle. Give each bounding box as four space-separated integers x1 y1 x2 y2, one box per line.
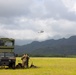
0 38 16 68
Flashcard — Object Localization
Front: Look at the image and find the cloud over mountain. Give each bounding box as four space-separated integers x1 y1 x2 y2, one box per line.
0 0 76 44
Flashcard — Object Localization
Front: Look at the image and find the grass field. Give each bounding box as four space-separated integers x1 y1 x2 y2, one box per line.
0 57 76 75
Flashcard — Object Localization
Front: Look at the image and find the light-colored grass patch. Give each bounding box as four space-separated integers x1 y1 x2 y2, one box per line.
0 57 76 75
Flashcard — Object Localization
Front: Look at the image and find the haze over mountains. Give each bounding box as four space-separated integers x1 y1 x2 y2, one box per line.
14 36 76 56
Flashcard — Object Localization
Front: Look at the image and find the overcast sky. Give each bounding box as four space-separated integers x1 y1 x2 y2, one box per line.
0 0 76 44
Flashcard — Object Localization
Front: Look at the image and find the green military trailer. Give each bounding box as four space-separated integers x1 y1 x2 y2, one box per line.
0 38 16 69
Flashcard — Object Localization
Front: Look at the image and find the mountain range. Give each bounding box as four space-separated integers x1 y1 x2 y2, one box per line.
14 36 76 57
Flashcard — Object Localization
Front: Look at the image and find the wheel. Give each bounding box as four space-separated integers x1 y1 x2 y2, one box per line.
9 62 15 69
12 63 15 69
9 63 12 69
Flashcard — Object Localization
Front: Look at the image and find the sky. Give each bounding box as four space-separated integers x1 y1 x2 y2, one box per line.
0 0 76 45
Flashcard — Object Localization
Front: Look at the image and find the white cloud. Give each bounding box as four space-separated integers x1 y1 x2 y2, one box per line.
62 0 76 13
0 0 76 44
0 18 76 41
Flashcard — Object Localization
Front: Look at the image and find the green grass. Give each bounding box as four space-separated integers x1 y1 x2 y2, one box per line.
0 57 76 75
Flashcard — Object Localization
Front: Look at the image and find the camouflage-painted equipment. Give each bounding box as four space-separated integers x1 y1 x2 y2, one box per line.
0 38 16 69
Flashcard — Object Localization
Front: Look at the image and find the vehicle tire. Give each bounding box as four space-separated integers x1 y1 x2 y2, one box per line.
9 63 12 69
12 63 15 69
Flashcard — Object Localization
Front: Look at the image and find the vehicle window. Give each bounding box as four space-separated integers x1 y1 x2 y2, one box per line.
0 53 4 57
5 41 13 46
0 40 4 46
5 53 14 57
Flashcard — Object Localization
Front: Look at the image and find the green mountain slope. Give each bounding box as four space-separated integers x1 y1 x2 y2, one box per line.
14 36 76 56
